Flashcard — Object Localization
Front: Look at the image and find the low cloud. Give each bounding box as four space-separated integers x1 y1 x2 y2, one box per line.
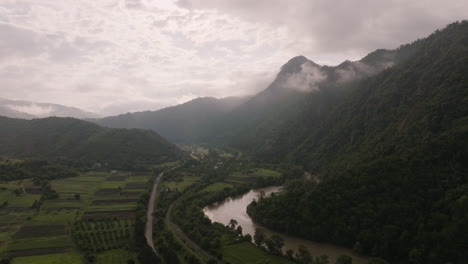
283 63 327 92
5 103 53 116
336 56 396 84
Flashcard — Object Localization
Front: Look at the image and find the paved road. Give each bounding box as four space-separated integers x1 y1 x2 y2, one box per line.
145 171 164 254
165 202 217 262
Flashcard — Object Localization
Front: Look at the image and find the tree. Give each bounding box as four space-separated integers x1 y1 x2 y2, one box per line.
286 249 294 260
353 242 362 254
335 255 352 264
367 258 389 264
244 234 252 243
254 228 266 247
229 219 238 230
265 235 284 255
314 255 329 264
0 257 12 264
296 245 312 264
236 225 243 236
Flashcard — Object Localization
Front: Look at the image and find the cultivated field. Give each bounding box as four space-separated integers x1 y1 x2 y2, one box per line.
0 170 154 263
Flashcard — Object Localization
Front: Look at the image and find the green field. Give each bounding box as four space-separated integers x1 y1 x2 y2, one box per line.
201 182 233 192
163 175 200 191
0 170 155 263
11 252 83 264
8 236 73 251
0 190 40 207
95 249 137 264
251 168 281 177
222 242 294 264
229 168 281 178
154 161 180 168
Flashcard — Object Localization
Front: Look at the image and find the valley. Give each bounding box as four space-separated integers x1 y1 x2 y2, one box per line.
0 20 466 264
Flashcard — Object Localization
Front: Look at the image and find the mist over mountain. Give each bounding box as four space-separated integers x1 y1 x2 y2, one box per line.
92 96 248 143
247 21 468 263
90 22 467 263
0 0 466 263
0 97 100 119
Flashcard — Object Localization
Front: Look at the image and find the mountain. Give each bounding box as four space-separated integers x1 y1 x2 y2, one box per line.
0 97 100 119
247 21 468 263
92 96 247 143
90 47 402 149
0 116 183 168
0 105 36 119
203 44 414 159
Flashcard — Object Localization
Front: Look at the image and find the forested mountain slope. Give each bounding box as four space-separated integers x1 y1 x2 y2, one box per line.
204 36 425 159
247 21 468 264
92 96 247 143
0 116 183 168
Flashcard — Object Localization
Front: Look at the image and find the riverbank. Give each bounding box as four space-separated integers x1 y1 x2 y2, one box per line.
204 186 370 264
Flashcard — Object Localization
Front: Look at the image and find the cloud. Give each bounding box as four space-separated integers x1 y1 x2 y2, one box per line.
175 0 468 62
0 0 466 115
0 24 43 59
282 63 327 92
5 103 53 116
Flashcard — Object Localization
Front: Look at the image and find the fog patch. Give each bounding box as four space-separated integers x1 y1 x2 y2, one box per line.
5 103 54 116
282 63 327 92
336 59 395 84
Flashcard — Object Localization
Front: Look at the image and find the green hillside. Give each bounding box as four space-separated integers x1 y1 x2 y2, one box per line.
0 116 183 168
247 21 468 263
92 96 247 143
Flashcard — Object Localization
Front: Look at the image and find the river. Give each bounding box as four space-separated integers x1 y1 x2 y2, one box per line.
203 186 369 264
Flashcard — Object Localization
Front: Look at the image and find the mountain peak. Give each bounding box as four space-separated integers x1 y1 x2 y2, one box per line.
280 56 319 74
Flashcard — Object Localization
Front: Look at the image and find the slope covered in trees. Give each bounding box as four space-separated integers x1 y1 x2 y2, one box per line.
247 21 468 263
0 116 183 168
92 96 247 143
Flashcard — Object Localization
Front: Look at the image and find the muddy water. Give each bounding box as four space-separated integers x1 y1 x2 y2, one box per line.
203 186 369 264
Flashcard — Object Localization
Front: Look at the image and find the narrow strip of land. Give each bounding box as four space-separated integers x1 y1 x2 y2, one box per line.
165 202 217 262
145 171 164 253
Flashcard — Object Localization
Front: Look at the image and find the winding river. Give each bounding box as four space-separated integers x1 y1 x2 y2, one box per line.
203 186 369 264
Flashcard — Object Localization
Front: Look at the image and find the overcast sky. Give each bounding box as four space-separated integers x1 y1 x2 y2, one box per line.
0 0 466 115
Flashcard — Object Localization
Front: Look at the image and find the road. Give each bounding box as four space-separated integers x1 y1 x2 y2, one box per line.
144 164 216 262
145 171 164 254
165 202 217 262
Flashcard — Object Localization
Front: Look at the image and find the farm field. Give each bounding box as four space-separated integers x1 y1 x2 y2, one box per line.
223 168 282 185
95 249 137 264
11 251 82 264
162 175 200 191
0 170 155 263
201 182 234 192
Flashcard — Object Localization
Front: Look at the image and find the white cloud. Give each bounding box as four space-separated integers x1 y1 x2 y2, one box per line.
0 0 466 115
283 63 327 92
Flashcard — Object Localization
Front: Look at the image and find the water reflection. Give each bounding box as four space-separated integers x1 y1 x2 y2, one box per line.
204 186 369 264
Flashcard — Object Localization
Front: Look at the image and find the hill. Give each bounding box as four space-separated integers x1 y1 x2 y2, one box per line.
204 43 417 158
0 97 100 119
247 21 468 263
0 116 183 169
92 96 247 143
